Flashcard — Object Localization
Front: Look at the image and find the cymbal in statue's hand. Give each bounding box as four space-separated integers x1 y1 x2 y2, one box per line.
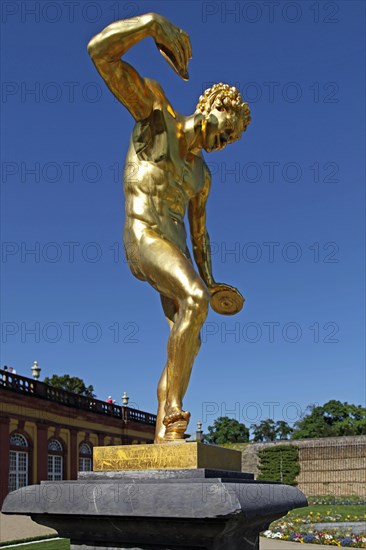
150 13 192 80
209 283 245 316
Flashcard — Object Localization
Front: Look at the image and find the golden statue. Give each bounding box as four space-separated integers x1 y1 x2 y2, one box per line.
88 13 251 444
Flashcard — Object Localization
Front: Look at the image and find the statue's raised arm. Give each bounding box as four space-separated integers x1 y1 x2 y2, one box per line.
87 12 192 121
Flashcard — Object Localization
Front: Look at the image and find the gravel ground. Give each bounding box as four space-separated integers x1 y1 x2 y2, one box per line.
0 513 56 543
261 539 344 550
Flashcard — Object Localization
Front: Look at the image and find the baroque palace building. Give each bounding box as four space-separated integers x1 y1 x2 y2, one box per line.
0 367 156 507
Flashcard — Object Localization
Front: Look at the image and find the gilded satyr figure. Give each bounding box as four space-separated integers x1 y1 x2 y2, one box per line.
88 13 251 443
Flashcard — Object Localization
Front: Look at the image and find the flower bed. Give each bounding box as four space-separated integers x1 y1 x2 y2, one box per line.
296 511 366 523
262 520 366 547
308 496 366 507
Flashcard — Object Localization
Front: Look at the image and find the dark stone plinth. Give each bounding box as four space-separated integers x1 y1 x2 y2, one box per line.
78 468 256 481
2 469 307 550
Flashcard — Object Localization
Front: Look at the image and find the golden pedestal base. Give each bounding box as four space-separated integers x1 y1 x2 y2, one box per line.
93 442 241 472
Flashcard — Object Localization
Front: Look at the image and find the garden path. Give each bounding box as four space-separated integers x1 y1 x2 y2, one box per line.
0 512 56 542
261 537 340 549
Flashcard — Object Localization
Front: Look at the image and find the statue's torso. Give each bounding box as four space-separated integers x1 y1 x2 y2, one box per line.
123 103 205 254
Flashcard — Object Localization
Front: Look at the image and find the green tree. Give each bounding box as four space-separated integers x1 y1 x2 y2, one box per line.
251 419 277 442
292 400 366 439
275 420 294 440
43 374 96 398
203 416 249 444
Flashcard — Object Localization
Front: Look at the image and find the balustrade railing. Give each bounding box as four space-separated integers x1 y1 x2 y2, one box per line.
0 369 156 426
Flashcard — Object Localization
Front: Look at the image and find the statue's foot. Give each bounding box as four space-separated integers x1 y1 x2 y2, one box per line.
163 408 190 426
162 408 191 442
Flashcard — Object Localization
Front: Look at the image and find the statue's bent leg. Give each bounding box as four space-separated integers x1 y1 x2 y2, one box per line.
138 230 209 441
155 297 202 442
155 296 176 443
155 367 167 443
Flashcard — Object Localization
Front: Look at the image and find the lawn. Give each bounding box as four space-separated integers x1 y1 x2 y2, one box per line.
0 538 69 550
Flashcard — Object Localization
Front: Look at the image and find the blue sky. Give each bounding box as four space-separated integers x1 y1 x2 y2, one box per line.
1 0 365 433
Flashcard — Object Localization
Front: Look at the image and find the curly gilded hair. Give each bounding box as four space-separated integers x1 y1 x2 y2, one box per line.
196 83 251 132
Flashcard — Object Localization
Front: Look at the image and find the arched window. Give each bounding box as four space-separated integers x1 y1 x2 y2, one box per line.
79 442 92 472
9 433 29 492
10 433 28 447
48 439 64 481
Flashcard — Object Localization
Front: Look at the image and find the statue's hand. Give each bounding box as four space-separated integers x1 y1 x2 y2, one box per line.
150 13 192 80
208 283 245 316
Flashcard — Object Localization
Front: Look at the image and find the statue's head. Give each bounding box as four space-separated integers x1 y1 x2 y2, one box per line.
195 83 251 152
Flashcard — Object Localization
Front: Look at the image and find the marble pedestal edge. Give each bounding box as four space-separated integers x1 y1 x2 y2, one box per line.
2 469 308 550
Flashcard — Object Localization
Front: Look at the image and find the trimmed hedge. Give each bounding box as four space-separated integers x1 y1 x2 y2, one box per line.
257 444 300 485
